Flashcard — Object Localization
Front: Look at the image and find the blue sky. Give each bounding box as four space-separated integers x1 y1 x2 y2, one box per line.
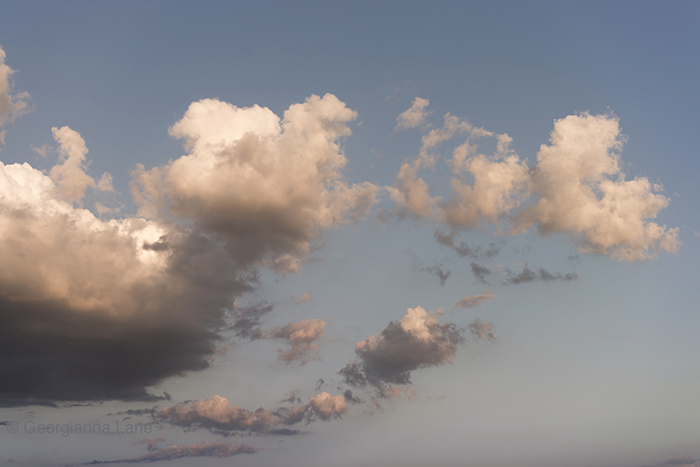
0 2 699 466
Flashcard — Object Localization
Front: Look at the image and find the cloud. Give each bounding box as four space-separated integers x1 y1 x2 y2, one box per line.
442 133 529 229
394 97 431 131
515 112 679 261
0 46 30 130
158 395 275 433
388 110 678 262
307 392 348 421
387 113 490 220
229 308 327 364
340 306 464 392
502 263 578 285
411 256 451 286
663 458 699 466
468 319 496 342
267 318 327 364
158 392 348 434
470 262 492 284
131 94 380 273
49 126 98 203
296 291 312 303
0 144 253 407
85 439 259 464
229 301 274 340
455 292 497 308
434 229 504 258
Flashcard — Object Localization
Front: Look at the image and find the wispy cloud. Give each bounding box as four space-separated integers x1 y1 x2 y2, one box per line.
85 439 259 464
455 292 497 309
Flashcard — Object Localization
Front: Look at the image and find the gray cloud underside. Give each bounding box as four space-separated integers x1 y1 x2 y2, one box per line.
84 440 259 464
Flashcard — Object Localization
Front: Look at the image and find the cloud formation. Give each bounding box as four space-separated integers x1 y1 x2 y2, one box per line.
395 97 431 131
0 133 253 406
0 46 30 134
131 94 380 273
158 392 348 434
85 439 259 464
48 126 113 204
340 306 464 392
468 319 496 342
515 112 679 261
390 110 678 262
455 292 497 309
502 264 578 285
267 318 327 364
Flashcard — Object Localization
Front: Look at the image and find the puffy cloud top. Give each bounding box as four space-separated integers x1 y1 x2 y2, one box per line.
132 93 380 272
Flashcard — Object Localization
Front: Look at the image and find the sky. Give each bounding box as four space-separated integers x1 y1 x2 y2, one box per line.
0 1 699 466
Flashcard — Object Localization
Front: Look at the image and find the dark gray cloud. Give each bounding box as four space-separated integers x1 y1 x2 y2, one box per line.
340 306 464 393
434 229 504 258
0 228 253 408
229 301 274 340
502 263 578 285
470 262 492 284
84 439 259 464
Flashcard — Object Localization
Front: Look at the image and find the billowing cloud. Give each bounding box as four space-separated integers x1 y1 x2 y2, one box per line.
387 113 490 219
85 439 259 464
49 126 113 203
307 392 348 421
443 133 529 229
394 97 431 131
340 306 464 391
515 112 679 261
131 94 380 273
0 46 30 131
158 392 348 434
455 292 497 308
0 139 252 407
390 110 678 262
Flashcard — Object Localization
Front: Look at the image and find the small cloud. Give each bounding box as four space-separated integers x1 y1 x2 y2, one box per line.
394 97 432 131
96 172 114 192
295 292 313 304
470 262 491 285
31 144 50 158
455 292 497 309
468 319 496 342
502 263 578 285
